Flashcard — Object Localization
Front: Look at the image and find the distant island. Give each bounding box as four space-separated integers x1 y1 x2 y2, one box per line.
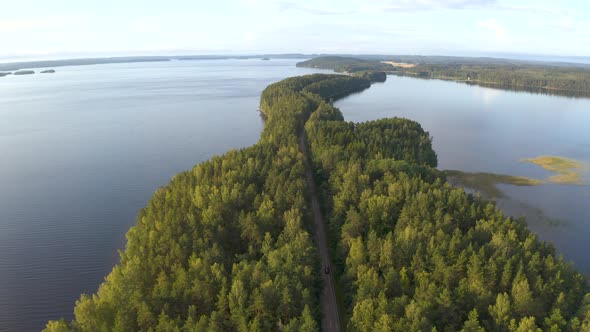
297 56 590 97
261 57 270 60
0 69 55 77
13 70 35 75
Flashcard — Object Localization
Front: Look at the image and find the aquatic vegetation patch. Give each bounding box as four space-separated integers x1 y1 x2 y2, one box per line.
445 170 543 198
521 155 588 185
447 156 588 200
446 171 570 226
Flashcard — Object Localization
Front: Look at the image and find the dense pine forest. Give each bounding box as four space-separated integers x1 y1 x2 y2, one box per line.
297 56 590 95
43 74 370 331
304 95 590 331
45 73 590 331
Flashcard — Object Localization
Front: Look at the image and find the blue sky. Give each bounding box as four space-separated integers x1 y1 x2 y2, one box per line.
0 0 588 60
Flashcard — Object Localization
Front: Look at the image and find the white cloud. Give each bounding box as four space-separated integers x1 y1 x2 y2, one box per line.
479 19 505 38
379 0 496 10
553 17 590 35
257 0 499 15
0 16 87 34
0 19 49 32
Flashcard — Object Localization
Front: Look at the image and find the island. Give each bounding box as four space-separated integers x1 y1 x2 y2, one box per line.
0 72 11 77
261 57 270 60
13 70 35 75
44 74 590 332
40 69 56 74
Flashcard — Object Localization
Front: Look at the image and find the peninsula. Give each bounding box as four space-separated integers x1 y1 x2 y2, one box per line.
45 74 590 331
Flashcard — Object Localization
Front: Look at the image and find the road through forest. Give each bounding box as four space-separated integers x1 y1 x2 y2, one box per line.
298 134 342 332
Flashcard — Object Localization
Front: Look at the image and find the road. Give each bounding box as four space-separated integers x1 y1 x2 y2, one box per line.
299 134 342 332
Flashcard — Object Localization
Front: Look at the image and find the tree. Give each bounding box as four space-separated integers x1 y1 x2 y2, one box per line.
460 309 484 332
300 305 319 332
489 292 511 329
512 316 541 332
511 274 534 318
43 319 71 332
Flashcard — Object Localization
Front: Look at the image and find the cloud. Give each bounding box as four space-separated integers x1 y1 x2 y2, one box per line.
479 19 506 38
0 19 45 32
379 0 497 11
248 0 552 17
552 17 590 34
276 1 355 15
0 16 84 33
272 0 498 15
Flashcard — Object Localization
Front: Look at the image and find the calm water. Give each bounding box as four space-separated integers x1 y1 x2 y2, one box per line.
335 76 590 274
0 59 325 332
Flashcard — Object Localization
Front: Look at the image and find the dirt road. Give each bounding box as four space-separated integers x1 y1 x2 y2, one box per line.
299 134 342 332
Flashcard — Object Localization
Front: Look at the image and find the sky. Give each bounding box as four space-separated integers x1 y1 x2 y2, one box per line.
0 0 589 60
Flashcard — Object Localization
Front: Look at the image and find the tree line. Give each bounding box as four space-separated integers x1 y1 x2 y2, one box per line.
298 56 590 95
406 63 590 93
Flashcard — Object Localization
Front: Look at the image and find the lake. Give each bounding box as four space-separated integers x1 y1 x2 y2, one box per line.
334 75 590 274
1 60 589 331
0 59 326 332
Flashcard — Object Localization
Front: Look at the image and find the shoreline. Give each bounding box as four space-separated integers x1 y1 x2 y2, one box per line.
390 71 590 95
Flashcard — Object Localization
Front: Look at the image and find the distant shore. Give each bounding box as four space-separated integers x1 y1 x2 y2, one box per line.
2 53 590 73
297 56 590 98
0 54 310 72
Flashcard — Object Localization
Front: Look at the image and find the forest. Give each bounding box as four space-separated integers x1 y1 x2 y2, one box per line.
45 73 590 331
43 74 370 332
297 56 590 95
304 99 590 331
297 56 392 73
